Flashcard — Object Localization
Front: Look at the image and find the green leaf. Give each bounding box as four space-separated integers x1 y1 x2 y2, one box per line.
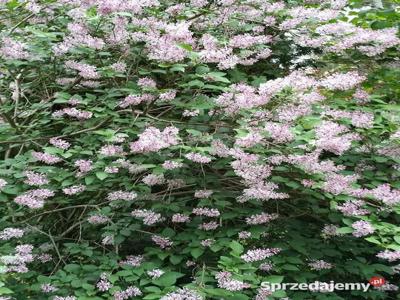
263 275 284 283
153 272 185 287
229 240 244 255
190 248 204 258
95 172 108 181
0 287 14 294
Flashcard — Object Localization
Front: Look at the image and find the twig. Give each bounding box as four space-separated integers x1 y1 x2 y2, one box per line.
13 73 22 118
8 13 36 35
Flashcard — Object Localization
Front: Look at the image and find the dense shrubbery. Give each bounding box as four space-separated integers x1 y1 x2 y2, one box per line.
0 0 399 299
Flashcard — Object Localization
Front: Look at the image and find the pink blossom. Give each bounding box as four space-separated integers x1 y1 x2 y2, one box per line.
65 60 100 79
49 137 71 150
138 77 156 88
0 228 25 240
238 231 251 239
87 215 109 224
376 250 400 262
142 174 165 186
241 248 281 262
24 171 49 186
337 200 369 216
53 296 77 300
113 286 142 300
352 220 374 237
0 179 7 190
119 255 144 267
53 108 93 120
255 287 272 300
246 212 278 225
14 189 54 209
107 191 137 201
74 159 92 174
185 153 213 164
198 221 219 231
105 166 119 173
119 94 155 108
130 126 179 153
99 145 124 156
0 37 30 60
158 90 177 102
194 189 213 198
242 182 289 202
259 262 274 271
131 209 164 225
147 269 165 279
216 271 250 291
192 207 220 217
308 260 334 270
201 239 215 247
172 214 190 223
41 283 58 293
62 185 86 195
319 72 366 90
264 122 294 143
182 109 200 117
162 160 183 170
32 152 62 165
321 224 342 237
151 235 173 249
160 288 202 300
370 184 400 206
110 62 127 72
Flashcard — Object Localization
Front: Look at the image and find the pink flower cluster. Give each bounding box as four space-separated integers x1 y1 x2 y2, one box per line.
107 191 137 201
2 244 34 274
336 200 369 216
376 250 400 262
14 189 54 209
241 248 281 262
147 269 164 279
118 93 155 108
131 209 164 225
32 152 62 165
184 152 213 164
65 61 100 79
192 207 220 217
215 271 250 291
24 171 49 186
96 273 113 292
87 215 110 224
113 286 142 300
151 235 173 249
160 288 202 300
0 37 30 60
351 220 374 237
130 126 179 153
245 212 279 225
49 137 71 150
194 189 213 198
308 260 334 270
119 255 144 267
52 108 93 120
0 228 25 240
172 213 190 223
62 185 86 195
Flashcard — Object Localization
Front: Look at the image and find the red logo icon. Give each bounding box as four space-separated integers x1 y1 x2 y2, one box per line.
369 276 386 287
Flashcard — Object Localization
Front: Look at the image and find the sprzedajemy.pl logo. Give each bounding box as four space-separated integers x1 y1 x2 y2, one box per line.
261 276 386 293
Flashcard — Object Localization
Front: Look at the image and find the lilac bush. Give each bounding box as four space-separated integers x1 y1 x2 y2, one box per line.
0 0 399 299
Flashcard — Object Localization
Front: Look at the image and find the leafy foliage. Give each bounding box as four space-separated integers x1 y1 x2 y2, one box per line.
0 0 399 299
